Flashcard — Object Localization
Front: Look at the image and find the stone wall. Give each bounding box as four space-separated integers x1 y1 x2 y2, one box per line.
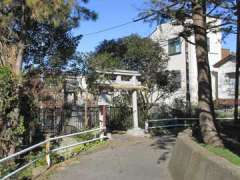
169 133 240 180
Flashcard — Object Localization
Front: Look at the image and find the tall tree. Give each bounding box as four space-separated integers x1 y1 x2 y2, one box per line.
0 0 97 156
0 0 97 75
192 0 222 146
138 0 236 146
234 0 240 123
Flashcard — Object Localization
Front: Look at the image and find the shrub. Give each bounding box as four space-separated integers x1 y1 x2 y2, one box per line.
0 66 25 158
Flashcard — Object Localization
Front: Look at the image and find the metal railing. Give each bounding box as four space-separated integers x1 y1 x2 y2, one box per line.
145 117 235 132
0 127 107 180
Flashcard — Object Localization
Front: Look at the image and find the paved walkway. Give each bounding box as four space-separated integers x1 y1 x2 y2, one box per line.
49 134 176 180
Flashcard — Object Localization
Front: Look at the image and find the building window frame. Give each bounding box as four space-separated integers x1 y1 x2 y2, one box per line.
224 72 235 96
168 37 181 56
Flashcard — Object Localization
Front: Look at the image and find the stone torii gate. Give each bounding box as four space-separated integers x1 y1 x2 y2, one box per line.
96 69 145 136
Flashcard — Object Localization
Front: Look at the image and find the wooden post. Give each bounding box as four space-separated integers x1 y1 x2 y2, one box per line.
99 105 107 141
45 135 51 168
84 92 89 128
145 121 149 133
102 105 107 129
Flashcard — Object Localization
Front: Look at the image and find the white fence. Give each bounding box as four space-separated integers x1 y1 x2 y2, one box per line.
145 117 235 132
0 127 107 180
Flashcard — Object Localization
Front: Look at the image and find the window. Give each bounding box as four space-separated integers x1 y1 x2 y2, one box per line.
224 72 235 96
168 37 181 55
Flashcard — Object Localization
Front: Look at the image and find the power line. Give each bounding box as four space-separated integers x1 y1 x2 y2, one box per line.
81 13 155 37
80 2 190 38
82 21 134 36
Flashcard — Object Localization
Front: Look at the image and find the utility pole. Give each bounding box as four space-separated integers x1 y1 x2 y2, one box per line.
234 0 240 124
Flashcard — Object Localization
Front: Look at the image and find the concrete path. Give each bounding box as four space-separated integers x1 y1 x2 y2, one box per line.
49 134 176 180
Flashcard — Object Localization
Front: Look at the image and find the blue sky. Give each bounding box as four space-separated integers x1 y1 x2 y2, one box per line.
74 0 236 53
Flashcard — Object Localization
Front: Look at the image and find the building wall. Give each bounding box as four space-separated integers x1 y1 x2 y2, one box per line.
217 60 236 99
150 24 187 104
187 29 222 102
150 19 222 105
188 35 198 104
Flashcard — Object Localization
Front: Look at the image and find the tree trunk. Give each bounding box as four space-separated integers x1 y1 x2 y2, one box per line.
234 0 240 124
185 40 192 116
14 42 24 75
0 42 24 74
0 41 7 66
192 0 223 147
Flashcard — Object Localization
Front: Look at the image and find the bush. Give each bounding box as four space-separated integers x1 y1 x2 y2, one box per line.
0 66 25 158
148 98 199 120
107 96 132 131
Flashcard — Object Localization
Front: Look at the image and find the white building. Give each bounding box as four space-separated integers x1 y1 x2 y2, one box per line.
150 20 235 106
213 52 237 106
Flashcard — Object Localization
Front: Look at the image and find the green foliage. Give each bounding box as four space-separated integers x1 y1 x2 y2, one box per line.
88 35 178 126
93 36 175 95
16 151 47 179
44 74 64 90
1 139 105 179
203 144 240 166
89 53 120 70
0 67 17 110
74 131 96 142
0 67 41 156
13 116 25 135
72 140 106 155
1 0 97 31
17 140 106 179
149 98 198 119
0 161 16 179
90 34 169 76
0 0 97 72
16 151 62 179
215 110 234 119
0 66 26 157
0 0 98 176
108 96 133 131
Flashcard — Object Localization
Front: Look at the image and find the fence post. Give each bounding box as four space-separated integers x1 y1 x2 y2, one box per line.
45 135 51 168
145 120 149 133
99 105 107 141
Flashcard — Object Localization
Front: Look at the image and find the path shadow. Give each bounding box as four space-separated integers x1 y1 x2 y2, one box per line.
150 134 176 164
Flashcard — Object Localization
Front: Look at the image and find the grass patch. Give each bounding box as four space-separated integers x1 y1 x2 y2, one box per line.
203 144 240 166
72 140 106 155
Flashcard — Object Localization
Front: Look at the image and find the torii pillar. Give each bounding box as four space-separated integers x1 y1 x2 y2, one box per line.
132 90 139 129
127 76 145 136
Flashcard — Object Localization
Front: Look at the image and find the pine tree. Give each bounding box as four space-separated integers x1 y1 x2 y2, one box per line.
0 0 97 156
0 0 97 75
139 0 237 146
234 0 240 124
